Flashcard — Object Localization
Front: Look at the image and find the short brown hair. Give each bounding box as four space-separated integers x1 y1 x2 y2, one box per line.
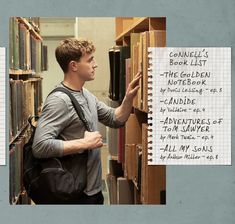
55 38 95 73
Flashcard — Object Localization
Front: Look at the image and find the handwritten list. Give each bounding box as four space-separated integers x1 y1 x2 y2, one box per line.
0 48 6 165
148 47 231 165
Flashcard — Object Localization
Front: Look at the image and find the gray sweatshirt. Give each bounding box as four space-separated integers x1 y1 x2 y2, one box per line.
32 83 124 196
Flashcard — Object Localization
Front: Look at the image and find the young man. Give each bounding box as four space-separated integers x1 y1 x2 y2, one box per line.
32 38 141 204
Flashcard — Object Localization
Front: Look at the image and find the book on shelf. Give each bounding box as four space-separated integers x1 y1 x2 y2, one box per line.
117 177 134 204
130 33 140 108
125 58 131 90
30 34 36 72
9 17 20 70
41 45 48 71
25 29 31 70
106 174 117 204
108 46 130 102
119 46 130 101
130 33 141 81
142 31 149 112
19 23 27 70
138 34 143 110
109 47 120 101
35 39 42 73
108 48 114 100
30 34 43 73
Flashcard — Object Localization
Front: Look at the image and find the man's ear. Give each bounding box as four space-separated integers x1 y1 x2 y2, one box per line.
69 61 79 72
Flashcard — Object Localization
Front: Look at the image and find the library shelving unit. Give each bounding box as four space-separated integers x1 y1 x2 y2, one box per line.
9 17 47 205
107 17 166 204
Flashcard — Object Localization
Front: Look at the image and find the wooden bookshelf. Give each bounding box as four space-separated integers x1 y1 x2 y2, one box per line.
115 17 166 44
9 17 47 205
107 17 166 205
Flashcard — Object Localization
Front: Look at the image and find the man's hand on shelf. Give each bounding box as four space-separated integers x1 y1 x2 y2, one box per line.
125 71 142 102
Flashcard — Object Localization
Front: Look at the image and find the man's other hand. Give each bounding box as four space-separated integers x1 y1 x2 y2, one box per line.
84 131 103 149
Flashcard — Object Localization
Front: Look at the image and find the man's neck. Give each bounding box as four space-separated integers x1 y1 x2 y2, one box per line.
63 73 85 91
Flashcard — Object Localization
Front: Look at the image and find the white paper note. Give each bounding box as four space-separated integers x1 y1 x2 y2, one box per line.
148 47 231 165
0 48 6 165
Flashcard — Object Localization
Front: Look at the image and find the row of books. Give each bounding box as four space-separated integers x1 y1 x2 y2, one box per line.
106 159 136 204
10 130 31 204
9 17 48 72
9 78 43 141
107 174 135 204
106 30 166 204
131 30 166 112
9 17 46 205
108 30 166 111
106 112 166 204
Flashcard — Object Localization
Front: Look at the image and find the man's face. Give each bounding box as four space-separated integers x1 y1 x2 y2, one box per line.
72 53 97 81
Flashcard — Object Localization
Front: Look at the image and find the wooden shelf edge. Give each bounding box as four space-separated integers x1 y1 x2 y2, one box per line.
9 123 29 145
17 17 43 41
9 69 35 75
110 155 118 161
133 106 148 114
115 17 148 42
28 77 43 82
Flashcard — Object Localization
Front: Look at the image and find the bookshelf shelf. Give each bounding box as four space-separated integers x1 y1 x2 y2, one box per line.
9 69 35 75
28 77 43 82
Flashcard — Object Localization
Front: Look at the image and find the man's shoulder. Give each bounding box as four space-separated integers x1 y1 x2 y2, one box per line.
45 87 71 108
49 91 70 101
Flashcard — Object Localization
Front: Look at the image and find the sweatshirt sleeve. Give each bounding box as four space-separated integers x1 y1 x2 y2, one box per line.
96 98 125 128
32 93 70 158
